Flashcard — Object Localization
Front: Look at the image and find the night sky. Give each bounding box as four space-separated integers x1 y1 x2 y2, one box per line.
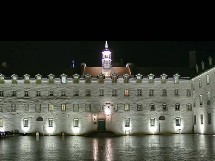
0 41 214 76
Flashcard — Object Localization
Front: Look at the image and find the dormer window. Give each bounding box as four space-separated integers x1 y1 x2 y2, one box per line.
97 73 105 83
61 73 67 84
48 74 55 84
85 74 92 83
11 74 18 84
0 74 5 84
24 74 30 84
111 73 118 83
148 73 155 83
35 74 42 84
73 74 79 83
160 73 167 83
173 73 180 84
136 74 143 83
123 74 130 83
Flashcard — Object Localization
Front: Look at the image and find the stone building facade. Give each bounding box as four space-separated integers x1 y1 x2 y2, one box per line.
0 42 213 135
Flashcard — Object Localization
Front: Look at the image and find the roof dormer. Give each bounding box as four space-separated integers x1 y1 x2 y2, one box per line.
11 74 18 84
61 73 67 84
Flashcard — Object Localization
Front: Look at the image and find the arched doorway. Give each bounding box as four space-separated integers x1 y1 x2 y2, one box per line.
36 117 44 135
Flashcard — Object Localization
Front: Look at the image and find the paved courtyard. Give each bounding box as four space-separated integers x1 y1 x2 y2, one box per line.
1 134 215 161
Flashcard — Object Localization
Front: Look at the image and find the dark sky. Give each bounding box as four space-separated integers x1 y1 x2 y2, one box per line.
0 41 215 76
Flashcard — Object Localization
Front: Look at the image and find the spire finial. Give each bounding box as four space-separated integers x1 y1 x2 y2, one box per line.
105 41 108 49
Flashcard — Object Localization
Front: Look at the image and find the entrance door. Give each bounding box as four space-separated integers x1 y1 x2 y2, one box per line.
97 120 106 131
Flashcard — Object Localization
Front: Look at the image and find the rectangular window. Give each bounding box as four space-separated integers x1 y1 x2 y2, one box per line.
112 89 117 96
85 104 91 112
61 104 66 111
99 89 104 96
24 90 29 97
85 89 91 96
61 90 66 96
49 90 54 96
150 118 155 126
199 78 202 87
24 104 29 111
114 104 118 111
150 104 155 111
23 118 29 127
11 104 16 112
137 89 142 96
162 89 167 96
206 74 210 84
36 90 41 97
124 104 130 111
175 117 181 126
137 104 143 111
73 89 79 96
48 104 53 111
125 118 130 127
187 104 192 111
162 104 167 111
0 105 3 112
186 89 191 96
208 113 211 124
73 104 79 112
207 92 210 105
174 89 179 96
149 89 154 96
199 94 203 106
124 89 129 96
48 118 53 127
175 104 180 111
35 104 41 112
0 118 3 127
12 90 17 97
201 114 203 124
73 118 79 127
194 115 196 125
0 90 4 97
193 97 196 107
192 81 195 90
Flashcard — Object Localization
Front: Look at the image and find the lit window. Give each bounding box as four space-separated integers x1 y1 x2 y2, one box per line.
124 104 130 111
194 115 196 125
175 117 181 126
186 89 191 96
137 104 143 111
125 118 130 127
85 104 91 112
162 89 167 96
174 74 179 84
150 118 155 126
12 90 17 97
162 104 167 111
208 113 211 124
137 89 142 96
186 104 192 111
24 90 29 97
48 118 53 127
0 91 4 97
61 104 66 111
206 74 210 84
124 89 129 96
199 94 203 106
61 74 67 84
85 89 91 96
73 89 79 96
149 89 154 96
73 104 79 112
11 104 16 112
73 118 79 127
23 118 29 127
0 118 3 127
36 90 41 96
201 114 203 124
48 104 53 111
175 104 180 111
112 89 117 96
99 89 104 96
150 104 155 111
174 89 179 96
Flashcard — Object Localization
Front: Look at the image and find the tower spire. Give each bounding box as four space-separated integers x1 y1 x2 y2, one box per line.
105 41 108 49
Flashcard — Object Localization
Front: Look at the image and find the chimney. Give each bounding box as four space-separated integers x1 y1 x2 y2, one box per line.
189 51 197 68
